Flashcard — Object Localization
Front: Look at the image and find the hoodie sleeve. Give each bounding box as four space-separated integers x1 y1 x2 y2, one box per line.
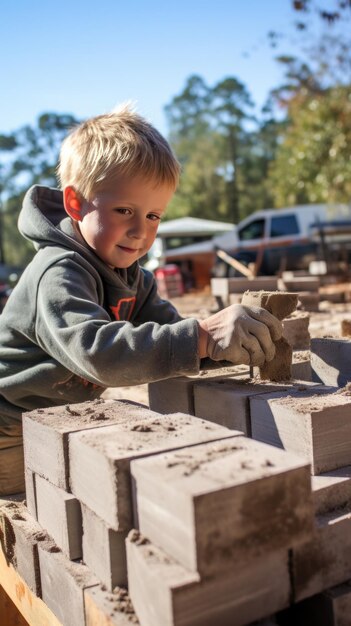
35 258 200 387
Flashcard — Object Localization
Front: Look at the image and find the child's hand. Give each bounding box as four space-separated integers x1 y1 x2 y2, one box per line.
198 304 282 366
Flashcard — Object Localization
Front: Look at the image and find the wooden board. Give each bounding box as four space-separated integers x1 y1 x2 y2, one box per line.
0 543 62 626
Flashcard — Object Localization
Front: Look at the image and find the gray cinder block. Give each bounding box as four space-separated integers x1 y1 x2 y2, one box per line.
0 500 52 596
282 313 310 350
127 531 290 626
311 338 351 387
82 504 128 591
23 399 160 489
69 413 235 530
250 387 351 475
35 474 82 560
38 542 98 626
293 509 351 602
193 379 299 435
131 437 314 577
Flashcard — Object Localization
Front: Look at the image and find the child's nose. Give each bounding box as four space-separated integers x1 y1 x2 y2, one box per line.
128 216 146 238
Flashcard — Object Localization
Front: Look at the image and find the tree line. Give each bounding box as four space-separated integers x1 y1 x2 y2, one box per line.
1 0 351 267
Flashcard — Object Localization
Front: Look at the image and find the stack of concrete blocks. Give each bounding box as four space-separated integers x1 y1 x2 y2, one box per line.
249 385 351 623
129 436 314 626
15 396 259 626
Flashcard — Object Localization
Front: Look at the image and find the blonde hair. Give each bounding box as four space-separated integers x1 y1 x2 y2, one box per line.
57 103 181 199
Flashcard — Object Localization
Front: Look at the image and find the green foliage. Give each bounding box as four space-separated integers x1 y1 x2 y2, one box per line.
0 112 79 266
165 74 277 224
268 85 351 206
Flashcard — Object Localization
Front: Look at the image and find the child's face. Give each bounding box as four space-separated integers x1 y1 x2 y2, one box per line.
64 175 174 269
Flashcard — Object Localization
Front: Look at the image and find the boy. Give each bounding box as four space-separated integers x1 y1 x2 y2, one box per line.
0 104 281 495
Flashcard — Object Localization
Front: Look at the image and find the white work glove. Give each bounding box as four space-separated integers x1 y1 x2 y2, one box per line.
199 304 282 366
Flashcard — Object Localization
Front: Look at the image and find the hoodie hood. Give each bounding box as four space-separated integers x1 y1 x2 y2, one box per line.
18 185 139 287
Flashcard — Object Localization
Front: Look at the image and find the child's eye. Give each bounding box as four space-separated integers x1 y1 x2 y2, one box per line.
115 208 132 215
147 213 162 222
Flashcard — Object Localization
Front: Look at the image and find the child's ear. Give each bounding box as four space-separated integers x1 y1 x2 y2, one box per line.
63 187 82 221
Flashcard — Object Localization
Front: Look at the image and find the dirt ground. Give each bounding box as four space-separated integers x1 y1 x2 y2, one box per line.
102 289 351 407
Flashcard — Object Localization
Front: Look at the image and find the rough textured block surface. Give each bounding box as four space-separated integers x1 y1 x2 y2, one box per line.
0 500 52 596
311 338 351 387
241 291 298 381
69 413 235 530
82 504 128 591
35 474 82 559
85 584 140 625
23 399 159 489
241 291 298 321
193 379 295 435
127 531 290 626
282 313 310 350
38 542 98 626
292 509 351 602
132 436 314 576
251 387 351 474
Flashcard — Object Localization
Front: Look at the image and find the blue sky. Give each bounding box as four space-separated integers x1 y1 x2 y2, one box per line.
0 1 324 137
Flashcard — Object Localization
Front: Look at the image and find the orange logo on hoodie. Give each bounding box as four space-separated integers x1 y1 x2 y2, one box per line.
109 297 136 321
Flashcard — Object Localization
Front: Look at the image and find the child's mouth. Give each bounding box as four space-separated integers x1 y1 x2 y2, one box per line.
118 245 138 253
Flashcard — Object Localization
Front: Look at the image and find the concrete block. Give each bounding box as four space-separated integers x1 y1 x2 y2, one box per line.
0 500 52 596
211 277 279 307
297 292 320 312
25 468 37 518
293 509 351 602
38 541 98 626
281 276 320 292
23 398 159 489
291 351 312 382
127 531 291 626
250 386 351 474
132 436 314 576
35 474 82 559
148 366 247 415
85 584 140 626
241 291 298 321
312 466 351 515
241 291 298 381
311 338 351 387
193 379 300 435
69 413 235 530
282 313 310 350
82 504 128 591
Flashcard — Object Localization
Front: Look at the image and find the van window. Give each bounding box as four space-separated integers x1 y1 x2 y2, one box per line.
270 215 299 237
238 219 265 241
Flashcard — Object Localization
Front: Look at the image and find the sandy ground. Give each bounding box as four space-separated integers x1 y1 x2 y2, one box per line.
101 290 351 407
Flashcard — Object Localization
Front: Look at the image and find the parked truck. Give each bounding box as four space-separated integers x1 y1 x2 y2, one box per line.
163 204 351 283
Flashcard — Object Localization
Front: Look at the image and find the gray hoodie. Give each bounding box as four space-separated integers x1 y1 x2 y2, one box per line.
0 186 200 423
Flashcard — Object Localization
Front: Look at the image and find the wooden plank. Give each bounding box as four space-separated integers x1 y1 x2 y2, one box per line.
0 544 62 626
216 249 254 277
0 584 29 626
